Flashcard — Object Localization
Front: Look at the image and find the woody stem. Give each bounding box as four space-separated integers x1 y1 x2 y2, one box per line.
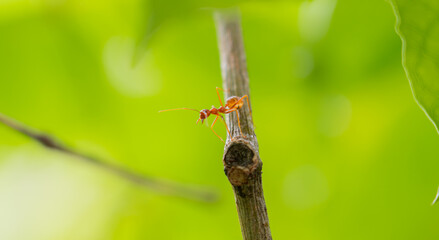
214 8 272 240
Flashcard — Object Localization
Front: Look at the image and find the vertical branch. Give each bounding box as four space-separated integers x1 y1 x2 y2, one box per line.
215 9 273 240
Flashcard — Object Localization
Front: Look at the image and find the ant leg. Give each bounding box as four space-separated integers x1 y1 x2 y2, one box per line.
210 115 224 143
244 95 252 117
216 87 229 93
216 87 224 107
236 111 246 138
238 95 252 116
218 114 230 136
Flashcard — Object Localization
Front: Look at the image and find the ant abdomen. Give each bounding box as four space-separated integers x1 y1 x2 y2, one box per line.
226 96 243 110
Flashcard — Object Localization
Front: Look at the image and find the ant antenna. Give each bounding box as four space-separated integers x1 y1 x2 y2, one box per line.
160 108 205 126
159 108 199 113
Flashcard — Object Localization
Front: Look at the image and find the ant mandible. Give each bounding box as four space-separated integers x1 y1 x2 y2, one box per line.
159 87 251 143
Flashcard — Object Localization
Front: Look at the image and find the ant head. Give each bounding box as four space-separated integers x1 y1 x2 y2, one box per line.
197 109 210 124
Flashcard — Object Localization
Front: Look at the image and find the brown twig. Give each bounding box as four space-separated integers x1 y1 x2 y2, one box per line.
215 9 272 240
0 112 218 202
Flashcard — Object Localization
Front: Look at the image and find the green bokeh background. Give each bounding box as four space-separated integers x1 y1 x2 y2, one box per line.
1 0 438 239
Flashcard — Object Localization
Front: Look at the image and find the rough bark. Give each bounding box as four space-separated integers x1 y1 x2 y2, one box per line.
215 9 273 240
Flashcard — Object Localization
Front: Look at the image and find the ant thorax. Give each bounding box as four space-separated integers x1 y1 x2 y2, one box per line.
207 106 216 115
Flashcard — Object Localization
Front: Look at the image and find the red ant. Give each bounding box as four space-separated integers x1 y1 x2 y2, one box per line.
159 87 251 143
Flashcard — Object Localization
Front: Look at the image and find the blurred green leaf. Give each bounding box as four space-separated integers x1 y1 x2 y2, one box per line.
134 0 298 63
3 0 439 239
391 0 439 133
433 186 439 205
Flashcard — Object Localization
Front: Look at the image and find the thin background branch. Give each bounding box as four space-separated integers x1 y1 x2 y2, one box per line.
0 112 217 202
